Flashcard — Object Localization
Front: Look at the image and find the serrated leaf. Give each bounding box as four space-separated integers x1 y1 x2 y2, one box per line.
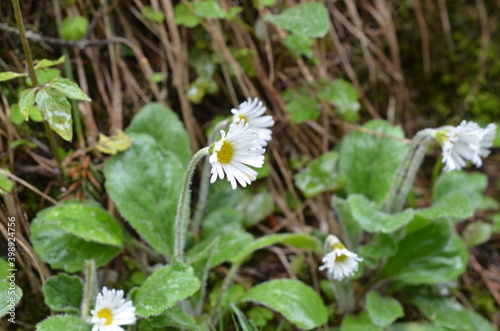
380 220 468 283
31 203 123 273
339 120 408 203
104 133 184 257
49 77 91 101
341 312 383 331
239 279 327 330
264 3 329 38
134 261 200 317
0 282 22 318
95 130 131 155
35 87 73 141
34 56 65 70
43 274 83 314
0 71 26 82
294 151 343 197
126 103 191 166
36 315 89 331
366 291 404 327
231 233 322 265
348 194 414 233
19 88 36 120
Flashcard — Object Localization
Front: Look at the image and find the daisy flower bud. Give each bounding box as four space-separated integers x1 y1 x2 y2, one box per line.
231 97 274 145
91 287 136 331
209 121 265 189
319 235 363 281
439 121 497 172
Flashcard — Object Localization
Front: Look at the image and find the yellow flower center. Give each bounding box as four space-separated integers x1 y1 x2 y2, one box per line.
216 141 234 164
97 308 113 326
331 242 348 261
238 115 248 124
435 131 449 146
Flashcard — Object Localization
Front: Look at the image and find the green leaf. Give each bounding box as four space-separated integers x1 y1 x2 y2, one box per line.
341 312 383 331
433 171 487 209
192 1 242 19
283 89 320 124
134 261 200 317
49 78 91 101
462 221 492 246
238 279 328 330
0 282 22 318
30 106 43 122
95 130 131 155
319 79 360 121
0 169 14 194
416 192 473 221
142 5 165 22
359 233 398 258
34 56 65 70
236 190 275 226
283 34 314 58
200 209 245 240
231 233 322 265
60 16 89 41
411 297 495 331
348 194 414 233
0 71 26 82
174 3 200 27
332 196 362 250
36 315 90 331
366 291 404 327
104 133 184 257
188 231 254 268
145 304 197 329
264 3 329 38
8 139 36 149
35 87 73 141
294 151 344 198
339 120 408 203
9 104 24 125
386 323 446 331
127 103 191 166
380 220 468 283
31 203 123 273
43 273 83 314
19 88 36 120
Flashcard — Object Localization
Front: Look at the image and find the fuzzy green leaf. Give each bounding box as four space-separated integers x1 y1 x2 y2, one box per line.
433 171 487 209
238 279 328 330
49 78 91 101
367 291 404 327
134 261 200 317
0 282 22 319
19 88 37 120
35 87 73 141
43 274 83 314
341 312 383 331
264 3 329 38
36 315 89 331
104 133 184 257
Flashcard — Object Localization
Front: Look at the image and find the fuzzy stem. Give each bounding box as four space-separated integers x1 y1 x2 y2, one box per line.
174 147 210 262
192 119 229 235
382 129 436 213
81 260 97 321
12 0 65 177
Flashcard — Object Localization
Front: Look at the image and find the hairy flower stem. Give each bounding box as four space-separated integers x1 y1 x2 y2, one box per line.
174 147 210 262
81 260 97 321
192 119 229 235
11 0 65 177
382 129 436 213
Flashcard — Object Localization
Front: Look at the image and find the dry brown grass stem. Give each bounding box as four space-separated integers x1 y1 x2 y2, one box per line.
0 169 58 205
412 0 431 76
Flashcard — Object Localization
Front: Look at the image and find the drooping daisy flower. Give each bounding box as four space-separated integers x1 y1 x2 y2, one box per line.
209 121 265 189
231 97 274 145
319 235 363 281
439 121 497 172
91 287 136 331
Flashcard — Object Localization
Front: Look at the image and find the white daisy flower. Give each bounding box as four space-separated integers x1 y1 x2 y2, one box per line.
231 97 274 145
319 235 363 281
440 121 497 172
91 287 136 331
209 121 265 189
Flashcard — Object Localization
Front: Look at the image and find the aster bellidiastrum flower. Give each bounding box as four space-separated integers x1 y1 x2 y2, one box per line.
209 121 265 189
319 235 363 281
438 121 497 172
91 287 136 331
231 97 274 145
